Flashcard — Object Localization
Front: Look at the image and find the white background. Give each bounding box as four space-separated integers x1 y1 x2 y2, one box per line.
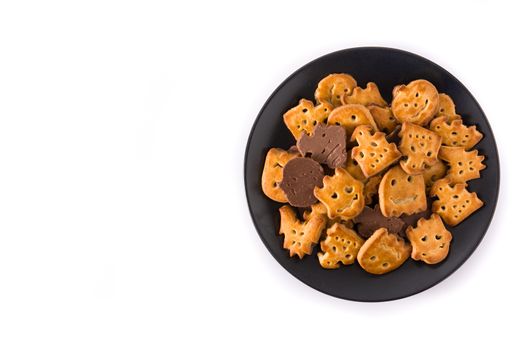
0 0 522 349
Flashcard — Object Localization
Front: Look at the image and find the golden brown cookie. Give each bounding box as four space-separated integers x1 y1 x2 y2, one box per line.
431 178 483 226
342 82 387 107
364 175 382 205
406 214 452 264
438 146 486 183
283 99 333 140
317 223 364 269
436 93 461 122
391 79 439 126
345 157 367 182
398 122 442 174
278 205 327 258
378 165 427 217
350 125 402 178
315 73 357 107
261 148 299 202
368 105 398 134
357 228 411 275
314 168 365 220
429 116 483 150
327 104 378 142
302 202 352 228
421 159 447 193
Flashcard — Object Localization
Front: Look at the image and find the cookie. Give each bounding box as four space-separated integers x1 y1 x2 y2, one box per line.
345 157 366 182
398 122 442 174
438 146 486 183
421 159 447 193
261 148 299 202
315 73 357 107
406 214 452 264
431 178 483 226
327 104 378 142
352 205 405 239
368 105 398 134
283 99 333 140
378 165 427 217
357 228 411 275
436 93 461 122
297 124 347 168
280 157 324 207
350 125 402 178
342 82 387 107
314 168 365 220
364 175 382 205
429 116 483 150
317 223 364 269
279 205 327 258
303 202 353 228
391 79 439 125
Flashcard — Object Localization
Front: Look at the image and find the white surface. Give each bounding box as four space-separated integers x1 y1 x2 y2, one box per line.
0 1 521 349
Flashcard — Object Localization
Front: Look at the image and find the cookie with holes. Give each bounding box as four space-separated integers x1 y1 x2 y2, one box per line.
379 165 427 217
436 93 462 122
406 214 452 264
297 124 347 168
368 105 399 134
261 148 299 202
280 157 324 207
314 73 357 107
429 116 483 150
391 79 439 125
314 168 365 220
398 122 442 174
283 99 333 140
357 227 412 275
438 146 486 183
421 159 447 193
317 223 364 269
327 104 378 143
431 178 483 226
342 82 388 107
350 124 402 178
279 205 327 258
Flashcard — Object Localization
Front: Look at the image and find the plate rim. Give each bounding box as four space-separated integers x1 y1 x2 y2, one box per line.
244 46 500 302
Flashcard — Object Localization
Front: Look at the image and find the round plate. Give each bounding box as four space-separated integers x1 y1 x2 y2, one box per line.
244 47 499 302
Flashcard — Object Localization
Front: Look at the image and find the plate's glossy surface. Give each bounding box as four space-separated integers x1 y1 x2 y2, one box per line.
244 47 499 302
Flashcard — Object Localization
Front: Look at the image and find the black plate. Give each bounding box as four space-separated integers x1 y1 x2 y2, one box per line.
244 47 499 302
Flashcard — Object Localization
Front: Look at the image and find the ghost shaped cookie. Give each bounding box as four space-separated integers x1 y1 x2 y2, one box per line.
261 148 299 202
297 124 347 168
436 93 461 122
378 165 427 217
391 79 439 126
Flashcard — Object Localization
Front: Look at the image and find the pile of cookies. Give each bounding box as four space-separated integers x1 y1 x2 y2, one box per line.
261 73 486 275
